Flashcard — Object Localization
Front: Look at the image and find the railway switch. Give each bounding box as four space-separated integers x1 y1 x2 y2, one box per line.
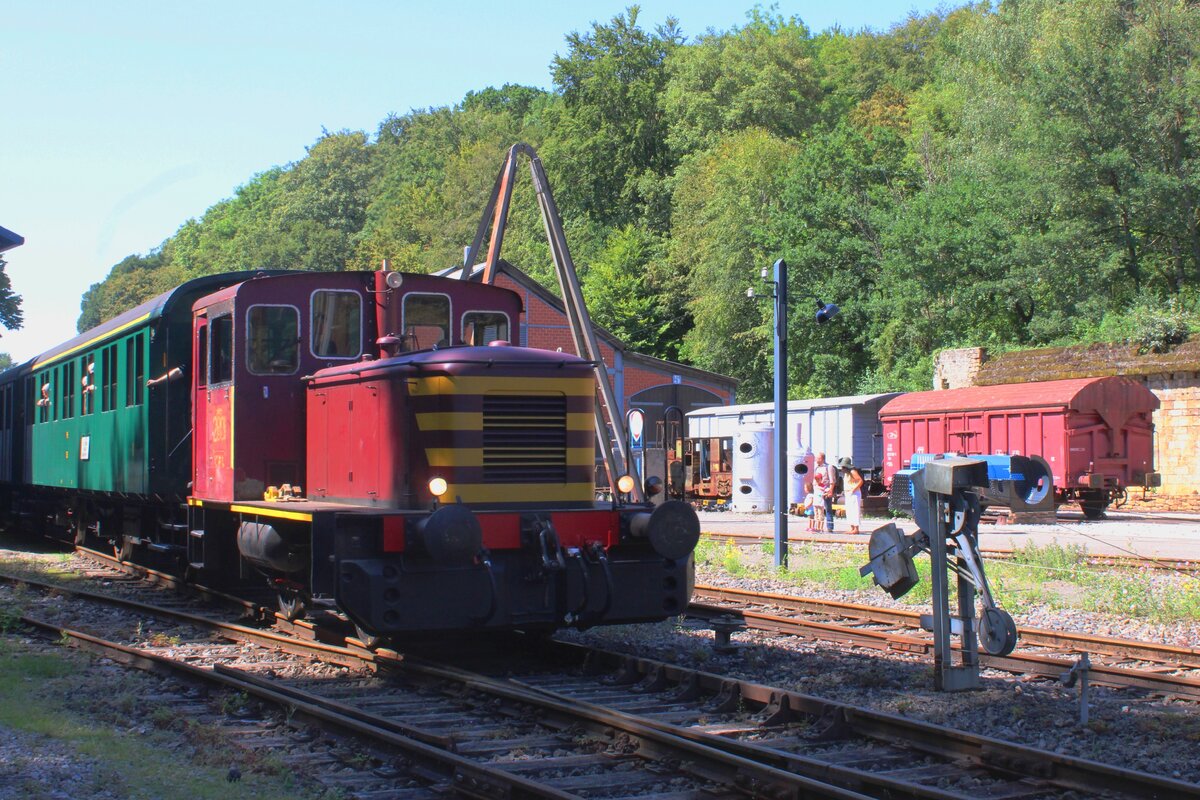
860 456 1019 691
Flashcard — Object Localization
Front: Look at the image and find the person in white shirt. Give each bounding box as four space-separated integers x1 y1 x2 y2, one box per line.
813 452 836 533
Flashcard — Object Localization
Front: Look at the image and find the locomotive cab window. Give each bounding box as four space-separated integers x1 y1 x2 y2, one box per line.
247 305 299 375
311 290 361 359
462 311 510 346
210 315 234 385
401 293 450 351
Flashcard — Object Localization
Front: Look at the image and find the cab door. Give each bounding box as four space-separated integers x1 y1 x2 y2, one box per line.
194 308 235 500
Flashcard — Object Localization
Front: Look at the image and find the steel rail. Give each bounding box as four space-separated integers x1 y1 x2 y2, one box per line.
5 558 1195 797
16 615 577 800
691 585 1200 699
2 568 870 799
539 639 1200 800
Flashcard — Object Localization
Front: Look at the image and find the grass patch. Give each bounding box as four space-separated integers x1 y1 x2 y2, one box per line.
0 638 316 799
697 536 1200 622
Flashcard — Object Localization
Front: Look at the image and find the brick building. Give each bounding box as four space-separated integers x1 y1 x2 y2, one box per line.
933 341 1200 498
441 260 737 443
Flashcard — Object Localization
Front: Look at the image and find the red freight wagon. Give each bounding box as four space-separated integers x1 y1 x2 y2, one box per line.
879 377 1159 518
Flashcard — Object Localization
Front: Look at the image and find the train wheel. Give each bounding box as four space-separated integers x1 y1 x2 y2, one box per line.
353 624 383 650
113 535 134 562
276 591 307 622
72 511 89 547
979 607 1018 656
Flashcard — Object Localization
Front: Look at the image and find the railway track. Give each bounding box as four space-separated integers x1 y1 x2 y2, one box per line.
691 584 1200 701
0 547 1193 797
700 530 1200 573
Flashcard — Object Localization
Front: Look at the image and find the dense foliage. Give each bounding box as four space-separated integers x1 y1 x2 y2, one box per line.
79 1 1200 400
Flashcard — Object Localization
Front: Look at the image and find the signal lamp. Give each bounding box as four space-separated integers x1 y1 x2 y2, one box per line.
616 474 636 494
428 477 448 497
815 300 840 325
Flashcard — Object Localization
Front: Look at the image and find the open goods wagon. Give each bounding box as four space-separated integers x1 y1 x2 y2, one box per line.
878 376 1159 518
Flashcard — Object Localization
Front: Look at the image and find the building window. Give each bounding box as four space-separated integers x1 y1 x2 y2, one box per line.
401 293 450 350
311 290 361 359
247 305 299 375
463 311 510 346
210 315 233 385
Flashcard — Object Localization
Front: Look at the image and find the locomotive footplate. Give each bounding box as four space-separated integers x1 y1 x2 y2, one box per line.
333 503 698 637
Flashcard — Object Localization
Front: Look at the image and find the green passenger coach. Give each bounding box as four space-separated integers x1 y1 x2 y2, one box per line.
27 273 263 496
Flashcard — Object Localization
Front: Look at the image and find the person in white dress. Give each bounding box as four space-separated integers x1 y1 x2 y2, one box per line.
838 456 863 534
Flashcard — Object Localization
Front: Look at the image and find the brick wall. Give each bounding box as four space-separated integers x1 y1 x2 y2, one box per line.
933 347 988 390
1143 374 1200 496
493 271 733 413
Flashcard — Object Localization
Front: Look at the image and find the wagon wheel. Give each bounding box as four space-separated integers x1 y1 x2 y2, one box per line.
276 589 307 622
1078 489 1107 520
979 607 1018 656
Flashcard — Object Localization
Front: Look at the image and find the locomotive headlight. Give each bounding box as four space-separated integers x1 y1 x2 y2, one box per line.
428 477 448 497
616 474 636 494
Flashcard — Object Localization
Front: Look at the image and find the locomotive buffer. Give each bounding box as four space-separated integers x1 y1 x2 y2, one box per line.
860 457 1019 691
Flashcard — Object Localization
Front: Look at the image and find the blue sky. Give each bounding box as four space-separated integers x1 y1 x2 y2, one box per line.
0 1 940 362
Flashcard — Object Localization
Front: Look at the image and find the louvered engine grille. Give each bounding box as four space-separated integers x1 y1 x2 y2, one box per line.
482 394 568 483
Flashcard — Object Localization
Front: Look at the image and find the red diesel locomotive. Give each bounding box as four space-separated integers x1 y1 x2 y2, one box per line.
0 268 699 640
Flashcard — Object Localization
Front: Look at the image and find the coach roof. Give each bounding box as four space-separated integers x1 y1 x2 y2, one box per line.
32 271 269 369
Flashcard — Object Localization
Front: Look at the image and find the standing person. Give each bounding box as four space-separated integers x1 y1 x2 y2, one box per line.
813 452 836 533
802 481 816 531
839 457 864 534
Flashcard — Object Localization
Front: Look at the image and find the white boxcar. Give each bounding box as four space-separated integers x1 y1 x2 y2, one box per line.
687 393 901 511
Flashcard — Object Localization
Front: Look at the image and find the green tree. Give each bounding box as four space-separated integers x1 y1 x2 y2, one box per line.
673 129 800 399
663 10 821 156
0 255 22 332
543 6 681 230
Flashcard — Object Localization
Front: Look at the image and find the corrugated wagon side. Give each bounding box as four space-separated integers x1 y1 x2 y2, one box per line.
879 376 1159 518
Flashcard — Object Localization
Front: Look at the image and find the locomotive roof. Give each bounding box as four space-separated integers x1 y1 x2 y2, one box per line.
879 376 1159 416
33 271 276 369
306 342 593 382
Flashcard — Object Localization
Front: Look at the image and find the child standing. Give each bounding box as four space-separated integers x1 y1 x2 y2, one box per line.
811 471 827 532
802 481 816 531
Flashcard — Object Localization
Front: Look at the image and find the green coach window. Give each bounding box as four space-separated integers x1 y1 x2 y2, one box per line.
125 336 144 407
81 354 95 415
61 361 75 419
247 305 299 375
101 345 118 412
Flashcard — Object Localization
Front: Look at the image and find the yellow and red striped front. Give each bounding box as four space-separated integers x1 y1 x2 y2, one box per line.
410 374 597 505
